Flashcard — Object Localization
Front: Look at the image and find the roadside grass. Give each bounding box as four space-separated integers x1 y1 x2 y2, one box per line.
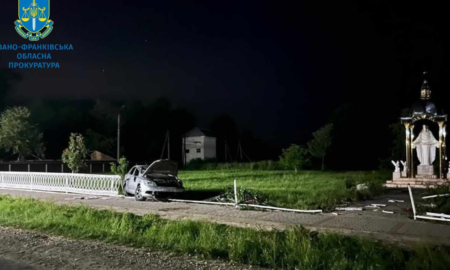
1 195 450 270
179 170 389 210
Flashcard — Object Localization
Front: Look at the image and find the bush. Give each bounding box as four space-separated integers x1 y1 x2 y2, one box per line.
111 156 129 180
279 144 310 172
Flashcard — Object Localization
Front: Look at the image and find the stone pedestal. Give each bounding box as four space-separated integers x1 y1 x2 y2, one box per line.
402 171 407 177
393 172 401 180
417 165 434 176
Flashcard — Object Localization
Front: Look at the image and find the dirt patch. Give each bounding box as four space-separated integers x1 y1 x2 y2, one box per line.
0 226 262 270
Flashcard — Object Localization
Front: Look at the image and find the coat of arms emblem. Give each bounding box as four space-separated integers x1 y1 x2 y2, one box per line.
15 0 54 41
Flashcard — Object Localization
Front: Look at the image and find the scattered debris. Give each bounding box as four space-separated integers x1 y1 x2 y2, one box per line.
356 183 368 191
335 207 363 211
426 212 450 219
420 203 437 208
373 209 379 212
422 194 450 199
371 204 386 207
101 197 115 200
64 196 99 201
382 210 394 214
364 204 387 209
388 199 404 203
331 212 338 216
408 185 450 223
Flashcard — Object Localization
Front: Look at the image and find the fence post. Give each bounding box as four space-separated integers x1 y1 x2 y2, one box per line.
111 176 116 194
8 164 11 172
45 164 48 173
65 176 68 193
234 179 238 208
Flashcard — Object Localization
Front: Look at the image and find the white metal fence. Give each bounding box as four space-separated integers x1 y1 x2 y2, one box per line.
0 172 121 196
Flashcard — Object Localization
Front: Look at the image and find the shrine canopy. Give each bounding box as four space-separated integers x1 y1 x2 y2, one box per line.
401 78 447 124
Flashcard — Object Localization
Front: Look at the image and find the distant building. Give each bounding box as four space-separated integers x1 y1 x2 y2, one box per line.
91 150 116 161
182 127 216 164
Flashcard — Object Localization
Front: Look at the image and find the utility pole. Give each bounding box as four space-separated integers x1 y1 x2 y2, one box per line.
117 105 125 161
160 130 171 160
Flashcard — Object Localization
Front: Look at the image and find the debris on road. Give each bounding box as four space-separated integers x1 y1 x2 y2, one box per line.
365 204 387 208
382 210 394 214
331 212 338 216
388 199 404 203
426 212 450 219
422 194 450 199
64 196 99 201
420 203 437 208
335 207 363 211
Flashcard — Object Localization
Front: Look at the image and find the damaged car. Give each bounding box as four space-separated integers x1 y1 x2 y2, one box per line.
123 159 184 201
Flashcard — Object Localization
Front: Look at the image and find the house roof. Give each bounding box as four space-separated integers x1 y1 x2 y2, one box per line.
183 127 215 137
91 151 116 161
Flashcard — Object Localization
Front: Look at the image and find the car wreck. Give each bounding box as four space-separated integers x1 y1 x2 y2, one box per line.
123 159 184 201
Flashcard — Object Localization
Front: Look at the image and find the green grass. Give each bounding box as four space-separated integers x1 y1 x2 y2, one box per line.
179 170 389 210
1 195 449 270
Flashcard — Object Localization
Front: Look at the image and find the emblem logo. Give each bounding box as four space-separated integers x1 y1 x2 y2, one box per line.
15 0 54 41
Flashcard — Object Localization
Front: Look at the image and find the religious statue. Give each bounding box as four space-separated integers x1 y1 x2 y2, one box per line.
391 160 400 172
400 160 407 172
412 125 439 166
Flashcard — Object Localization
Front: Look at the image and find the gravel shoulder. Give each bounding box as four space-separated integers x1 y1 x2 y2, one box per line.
0 226 262 270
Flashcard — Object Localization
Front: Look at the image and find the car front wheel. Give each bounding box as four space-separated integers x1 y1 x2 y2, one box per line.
135 185 146 201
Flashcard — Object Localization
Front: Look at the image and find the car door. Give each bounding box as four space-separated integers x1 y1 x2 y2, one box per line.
124 167 135 193
128 167 140 193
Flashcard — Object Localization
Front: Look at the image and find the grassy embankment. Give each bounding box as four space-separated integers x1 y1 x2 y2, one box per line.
1 195 449 270
179 170 390 210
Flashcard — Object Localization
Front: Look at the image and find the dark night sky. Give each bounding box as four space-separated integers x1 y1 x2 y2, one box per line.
1 1 449 164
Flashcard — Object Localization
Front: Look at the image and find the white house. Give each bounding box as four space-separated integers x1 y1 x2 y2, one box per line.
182 127 216 164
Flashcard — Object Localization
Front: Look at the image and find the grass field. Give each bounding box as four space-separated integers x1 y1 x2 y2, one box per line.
179 170 390 210
1 195 450 270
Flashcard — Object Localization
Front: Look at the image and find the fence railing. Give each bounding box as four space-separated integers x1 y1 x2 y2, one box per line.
0 172 121 196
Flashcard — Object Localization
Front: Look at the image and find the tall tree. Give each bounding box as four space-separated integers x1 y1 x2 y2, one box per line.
62 133 89 173
0 107 45 160
308 124 333 170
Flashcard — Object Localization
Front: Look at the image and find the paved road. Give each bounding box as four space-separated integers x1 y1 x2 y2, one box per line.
1 188 450 245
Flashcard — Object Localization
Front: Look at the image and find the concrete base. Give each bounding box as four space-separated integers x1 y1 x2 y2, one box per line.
417 165 434 176
402 171 407 177
386 177 448 189
393 172 401 180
